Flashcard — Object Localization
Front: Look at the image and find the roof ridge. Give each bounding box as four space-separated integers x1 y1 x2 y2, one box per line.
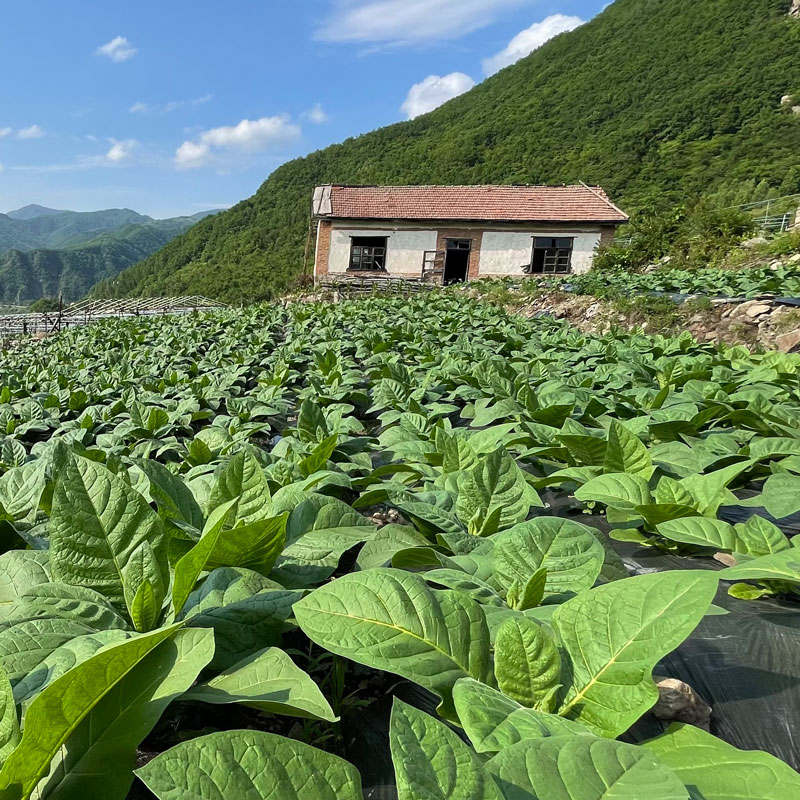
578 181 628 218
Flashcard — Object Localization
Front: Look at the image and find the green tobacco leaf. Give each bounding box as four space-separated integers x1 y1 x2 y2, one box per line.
642 723 800 799
135 459 203 531
723 549 800 584
487 736 688 800
12 630 130 712
12 583 129 631
494 617 560 711
680 461 752 517
122 542 167 632
506 569 547 611
272 495 376 588
657 517 740 552
0 619 101 684
0 461 47 524
186 646 336 721
552 571 718 737
734 516 789 557
207 449 272 525
295 569 491 720
754 473 800 520
0 552 50 606
135 730 363 800
604 421 653 477
455 448 542 531
493 517 604 601
186 589 301 671
49 454 167 608
0 624 180 800
391 699 502 800
172 498 236 614
453 679 590 754
32 628 214 800
179 566 283 619
356 525 432 570
0 665 19 761
575 473 652 511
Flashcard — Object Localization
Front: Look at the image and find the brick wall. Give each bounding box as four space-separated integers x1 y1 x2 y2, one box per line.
599 226 616 248
314 220 332 281
435 229 484 279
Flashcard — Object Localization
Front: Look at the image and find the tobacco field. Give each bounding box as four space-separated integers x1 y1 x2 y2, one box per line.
0 293 798 799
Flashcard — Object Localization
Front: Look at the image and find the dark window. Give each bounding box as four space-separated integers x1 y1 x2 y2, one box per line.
529 237 574 274
349 236 387 271
446 239 472 251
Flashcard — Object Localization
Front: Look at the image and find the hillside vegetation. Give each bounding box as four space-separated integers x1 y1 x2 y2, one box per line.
95 0 800 304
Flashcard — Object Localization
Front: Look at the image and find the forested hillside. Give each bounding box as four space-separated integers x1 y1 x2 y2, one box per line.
97 0 800 304
0 215 215 303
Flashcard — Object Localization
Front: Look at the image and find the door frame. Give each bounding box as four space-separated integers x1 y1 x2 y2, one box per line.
443 238 472 284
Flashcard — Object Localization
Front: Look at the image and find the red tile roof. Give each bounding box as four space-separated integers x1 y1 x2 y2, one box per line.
315 184 628 223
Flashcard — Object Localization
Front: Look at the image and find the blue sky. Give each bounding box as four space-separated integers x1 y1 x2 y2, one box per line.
0 0 607 218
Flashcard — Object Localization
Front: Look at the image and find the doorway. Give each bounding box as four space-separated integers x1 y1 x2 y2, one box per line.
443 239 471 284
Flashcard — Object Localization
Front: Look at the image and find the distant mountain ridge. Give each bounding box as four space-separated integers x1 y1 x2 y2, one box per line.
5 204 65 221
0 207 220 303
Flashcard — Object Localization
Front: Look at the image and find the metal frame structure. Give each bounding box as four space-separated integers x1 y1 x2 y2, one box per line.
0 296 227 337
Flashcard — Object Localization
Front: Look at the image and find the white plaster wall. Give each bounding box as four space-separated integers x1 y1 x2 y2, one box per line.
328 228 438 274
479 231 601 276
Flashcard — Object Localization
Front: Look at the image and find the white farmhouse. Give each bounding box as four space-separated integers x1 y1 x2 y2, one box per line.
312 184 628 285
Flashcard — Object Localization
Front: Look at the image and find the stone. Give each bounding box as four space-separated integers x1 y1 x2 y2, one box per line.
783 94 794 105
789 253 800 264
741 236 768 249
585 302 600 319
733 301 772 320
652 677 712 730
777 328 800 353
791 0 800 19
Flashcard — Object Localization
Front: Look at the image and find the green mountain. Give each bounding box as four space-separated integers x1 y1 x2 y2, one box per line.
96 0 800 304
0 213 219 304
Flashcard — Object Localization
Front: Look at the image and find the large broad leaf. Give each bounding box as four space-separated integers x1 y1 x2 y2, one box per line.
641 723 800 799
186 646 336 721
492 517 604 602
0 552 49 607
575 473 652 512
551 571 718 737
135 730 363 800
390 699 502 800
49 455 167 608
0 461 47 525
604 421 653 477
750 473 800 520
31 628 214 800
178 567 283 619
0 619 102 684
186 589 301 671
272 495 377 588
356 525 432 570
206 449 272 525
722 549 800 584
13 630 130 713
486 736 688 800
455 449 542 532
9 583 129 632
0 665 18 761
453 679 590 754
294 569 491 720
494 617 560 711
135 459 203 531
172 500 287 614
658 516 789 557
0 624 180 800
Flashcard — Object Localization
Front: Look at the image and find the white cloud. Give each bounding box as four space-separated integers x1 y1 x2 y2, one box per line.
130 94 212 115
305 103 330 125
96 36 138 63
175 115 302 168
105 139 138 163
0 164 4 173
483 14 584 75
17 124 45 139
317 0 527 45
401 73 476 119
0 127 11 138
